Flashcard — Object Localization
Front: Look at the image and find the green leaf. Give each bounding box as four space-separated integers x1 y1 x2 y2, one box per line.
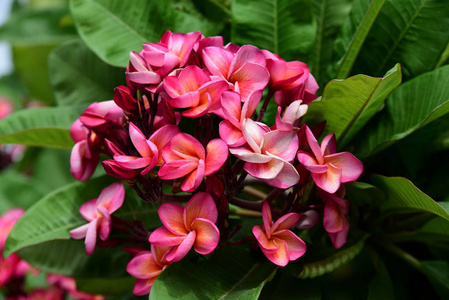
351 0 449 79
303 64 401 148
334 0 386 79
0 7 77 45
0 105 86 149
75 276 136 296
150 245 277 300
367 259 395 300
354 65 449 158
371 175 449 222
311 0 352 84
420 260 449 299
231 0 315 61
70 0 220 67
298 235 367 279
49 40 126 106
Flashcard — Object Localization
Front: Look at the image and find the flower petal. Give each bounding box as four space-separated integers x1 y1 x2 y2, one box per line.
244 159 283 180
78 198 97 222
271 212 301 234
261 131 298 161
262 237 289 267
85 219 99 255
149 227 186 247
158 203 188 235
325 152 363 183
273 230 307 261
252 225 278 252
165 231 196 262
181 159 205 192
69 223 89 240
184 192 218 229
204 139 228 176
312 164 342 194
126 252 162 279
191 218 220 255
96 182 125 214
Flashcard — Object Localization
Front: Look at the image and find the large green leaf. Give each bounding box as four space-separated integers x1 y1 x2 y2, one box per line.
371 175 449 222
310 0 352 85
354 65 449 158
0 105 86 149
49 40 125 106
334 0 386 79
420 260 449 299
351 0 449 79
150 245 277 300
231 0 315 61
303 64 401 148
4 176 159 257
70 0 220 67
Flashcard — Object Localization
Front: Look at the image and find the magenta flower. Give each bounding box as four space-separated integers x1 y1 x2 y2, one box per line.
70 183 125 255
229 119 300 188
78 100 125 132
297 126 363 194
163 65 228 117
202 45 269 101
252 202 306 267
125 51 161 86
219 90 261 147
126 245 171 296
274 100 308 131
318 188 350 249
113 123 179 175
149 192 220 262
158 133 228 192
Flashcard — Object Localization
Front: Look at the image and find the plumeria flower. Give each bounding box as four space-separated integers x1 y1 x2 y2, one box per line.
318 188 350 249
113 123 179 175
274 100 308 131
70 183 125 255
126 51 161 86
163 65 228 117
78 100 125 132
219 90 261 147
297 126 363 194
158 133 228 192
252 202 306 267
126 245 171 296
149 192 220 262
229 119 300 189
202 45 270 101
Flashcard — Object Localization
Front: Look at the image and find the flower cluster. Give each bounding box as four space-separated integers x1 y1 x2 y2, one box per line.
69 30 363 295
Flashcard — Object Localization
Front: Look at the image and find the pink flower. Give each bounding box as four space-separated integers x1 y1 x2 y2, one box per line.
219 90 261 147
163 65 228 117
70 183 125 255
149 192 220 262
297 126 363 194
113 85 138 113
252 202 306 266
229 119 300 188
113 123 179 175
47 274 104 300
202 45 269 101
318 188 350 249
125 51 161 86
273 100 308 131
78 100 125 132
0 97 13 119
158 133 228 192
126 245 171 296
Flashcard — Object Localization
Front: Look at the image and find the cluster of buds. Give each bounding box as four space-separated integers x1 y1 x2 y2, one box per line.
69 30 363 295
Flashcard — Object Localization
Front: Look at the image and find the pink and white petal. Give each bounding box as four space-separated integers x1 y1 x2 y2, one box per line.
185 192 218 228
170 133 205 160
242 90 262 121
221 91 242 128
229 147 272 163
203 80 231 114
126 71 161 85
126 252 162 279
158 160 198 180
261 131 298 161
165 231 196 262
244 159 283 180
305 126 324 164
191 218 220 255
204 139 228 176
97 207 111 241
271 212 301 234
129 123 152 158
85 219 99 255
219 120 244 147
149 227 186 247
262 238 289 267
180 159 205 192
79 198 98 222
312 165 342 194
321 133 337 156
202 47 234 79
262 160 300 189
273 231 307 261
261 202 272 236
158 203 188 235
178 65 210 92
114 155 151 169
252 225 278 252
328 220 349 249
132 278 158 296
69 223 89 240
325 152 363 183
297 152 328 174
230 63 269 101
231 45 267 73
242 118 267 153
96 182 125 213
